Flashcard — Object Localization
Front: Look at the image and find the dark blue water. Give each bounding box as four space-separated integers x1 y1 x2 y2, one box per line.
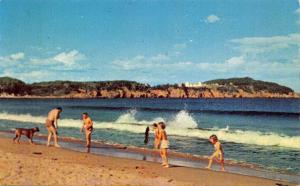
0 98 299 174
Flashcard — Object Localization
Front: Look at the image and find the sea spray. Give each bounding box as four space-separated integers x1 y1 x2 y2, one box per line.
115 109 165 125
115 109 138 124
1 112 300 149
168 110 198 129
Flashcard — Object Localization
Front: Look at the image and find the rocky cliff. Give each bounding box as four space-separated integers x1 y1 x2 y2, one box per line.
0 77 297 98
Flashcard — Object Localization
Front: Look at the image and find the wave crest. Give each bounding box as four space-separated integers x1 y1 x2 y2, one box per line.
0 112 299 149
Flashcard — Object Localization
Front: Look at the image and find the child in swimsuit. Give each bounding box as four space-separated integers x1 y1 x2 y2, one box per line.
81 112 93 148
206 134 225 171
158 122 169 168
153 123 160 149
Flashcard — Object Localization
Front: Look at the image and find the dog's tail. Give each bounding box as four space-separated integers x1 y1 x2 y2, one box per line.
144 126 150 145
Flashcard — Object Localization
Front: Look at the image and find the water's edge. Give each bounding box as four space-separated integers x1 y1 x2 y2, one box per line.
1 130 299 184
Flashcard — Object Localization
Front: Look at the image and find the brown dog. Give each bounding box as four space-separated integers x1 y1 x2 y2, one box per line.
13 127 40 144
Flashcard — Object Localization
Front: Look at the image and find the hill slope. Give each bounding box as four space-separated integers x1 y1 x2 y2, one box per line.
204 77 293 95
0 77 296 98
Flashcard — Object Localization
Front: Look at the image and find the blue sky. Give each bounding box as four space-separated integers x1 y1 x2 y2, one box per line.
0 0 300 91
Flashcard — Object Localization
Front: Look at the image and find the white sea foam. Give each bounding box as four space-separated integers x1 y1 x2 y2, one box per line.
0 112 45 123
0 112 300 149
168 110 198 129
115 109 165 125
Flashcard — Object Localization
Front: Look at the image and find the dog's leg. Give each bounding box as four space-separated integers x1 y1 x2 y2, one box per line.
13 134 18 143
17 135 21 144
29 134 35 145
26 132 34 145
13 130 19 143
29 138 35 145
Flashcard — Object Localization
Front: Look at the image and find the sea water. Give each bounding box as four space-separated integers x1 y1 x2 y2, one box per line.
0 98 299 175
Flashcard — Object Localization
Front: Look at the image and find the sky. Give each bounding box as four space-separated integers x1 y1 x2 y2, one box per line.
0 0 300 91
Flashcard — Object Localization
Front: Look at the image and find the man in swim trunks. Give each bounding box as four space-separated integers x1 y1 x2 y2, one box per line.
80 112 93 148
45 107 62 147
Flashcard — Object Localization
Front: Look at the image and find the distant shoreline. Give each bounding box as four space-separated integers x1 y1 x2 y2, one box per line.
0 96 299 99
1 76 298 99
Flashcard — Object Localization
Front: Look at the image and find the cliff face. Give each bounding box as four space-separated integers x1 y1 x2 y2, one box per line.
0 77 297 98
18 86 295 99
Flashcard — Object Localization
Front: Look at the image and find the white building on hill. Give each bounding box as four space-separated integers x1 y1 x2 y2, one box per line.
183 82 204 88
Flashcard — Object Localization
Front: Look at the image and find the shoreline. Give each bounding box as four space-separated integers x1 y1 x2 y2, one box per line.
0 137 297 186
0 96 299 99
1 130 299 185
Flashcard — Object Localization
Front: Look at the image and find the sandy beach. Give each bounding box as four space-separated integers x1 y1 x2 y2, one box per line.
0 137 296 186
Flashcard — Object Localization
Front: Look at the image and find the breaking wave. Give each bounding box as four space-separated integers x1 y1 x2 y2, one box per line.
0 111 299 149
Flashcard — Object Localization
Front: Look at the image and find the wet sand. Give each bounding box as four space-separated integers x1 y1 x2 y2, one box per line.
0 136 296 186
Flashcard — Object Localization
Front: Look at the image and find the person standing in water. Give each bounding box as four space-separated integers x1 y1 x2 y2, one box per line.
153 123 160 149
80 112 93 148
206 134 225 171
45 107 62 147
143 123 160 148
144 123 160 162
158 122 169 168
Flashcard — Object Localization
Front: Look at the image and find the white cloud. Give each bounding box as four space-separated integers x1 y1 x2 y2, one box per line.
112 55 145 70
225 32 300 90
0 52 25 68
205 14 220 23
29 49 86 68
226 56 245 65
0 52 25 62
9 52 25 61
3 69 47 81
231 33 300 54
150 54 170 62
53 50 85 66
113 54 189 71
193 57 300 80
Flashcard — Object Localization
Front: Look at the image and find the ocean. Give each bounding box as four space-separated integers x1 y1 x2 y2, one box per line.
0 98 299 175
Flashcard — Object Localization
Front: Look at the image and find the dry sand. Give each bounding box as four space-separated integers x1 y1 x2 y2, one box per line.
0 138 295 186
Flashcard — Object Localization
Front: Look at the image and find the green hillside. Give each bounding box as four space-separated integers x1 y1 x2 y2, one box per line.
204 77 293 94
0 77 29 95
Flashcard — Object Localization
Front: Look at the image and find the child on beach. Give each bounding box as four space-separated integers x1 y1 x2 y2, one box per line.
143 123 160 149
158 122 169 168
153 123 160 149
206 134 225 171
80 112 93 148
